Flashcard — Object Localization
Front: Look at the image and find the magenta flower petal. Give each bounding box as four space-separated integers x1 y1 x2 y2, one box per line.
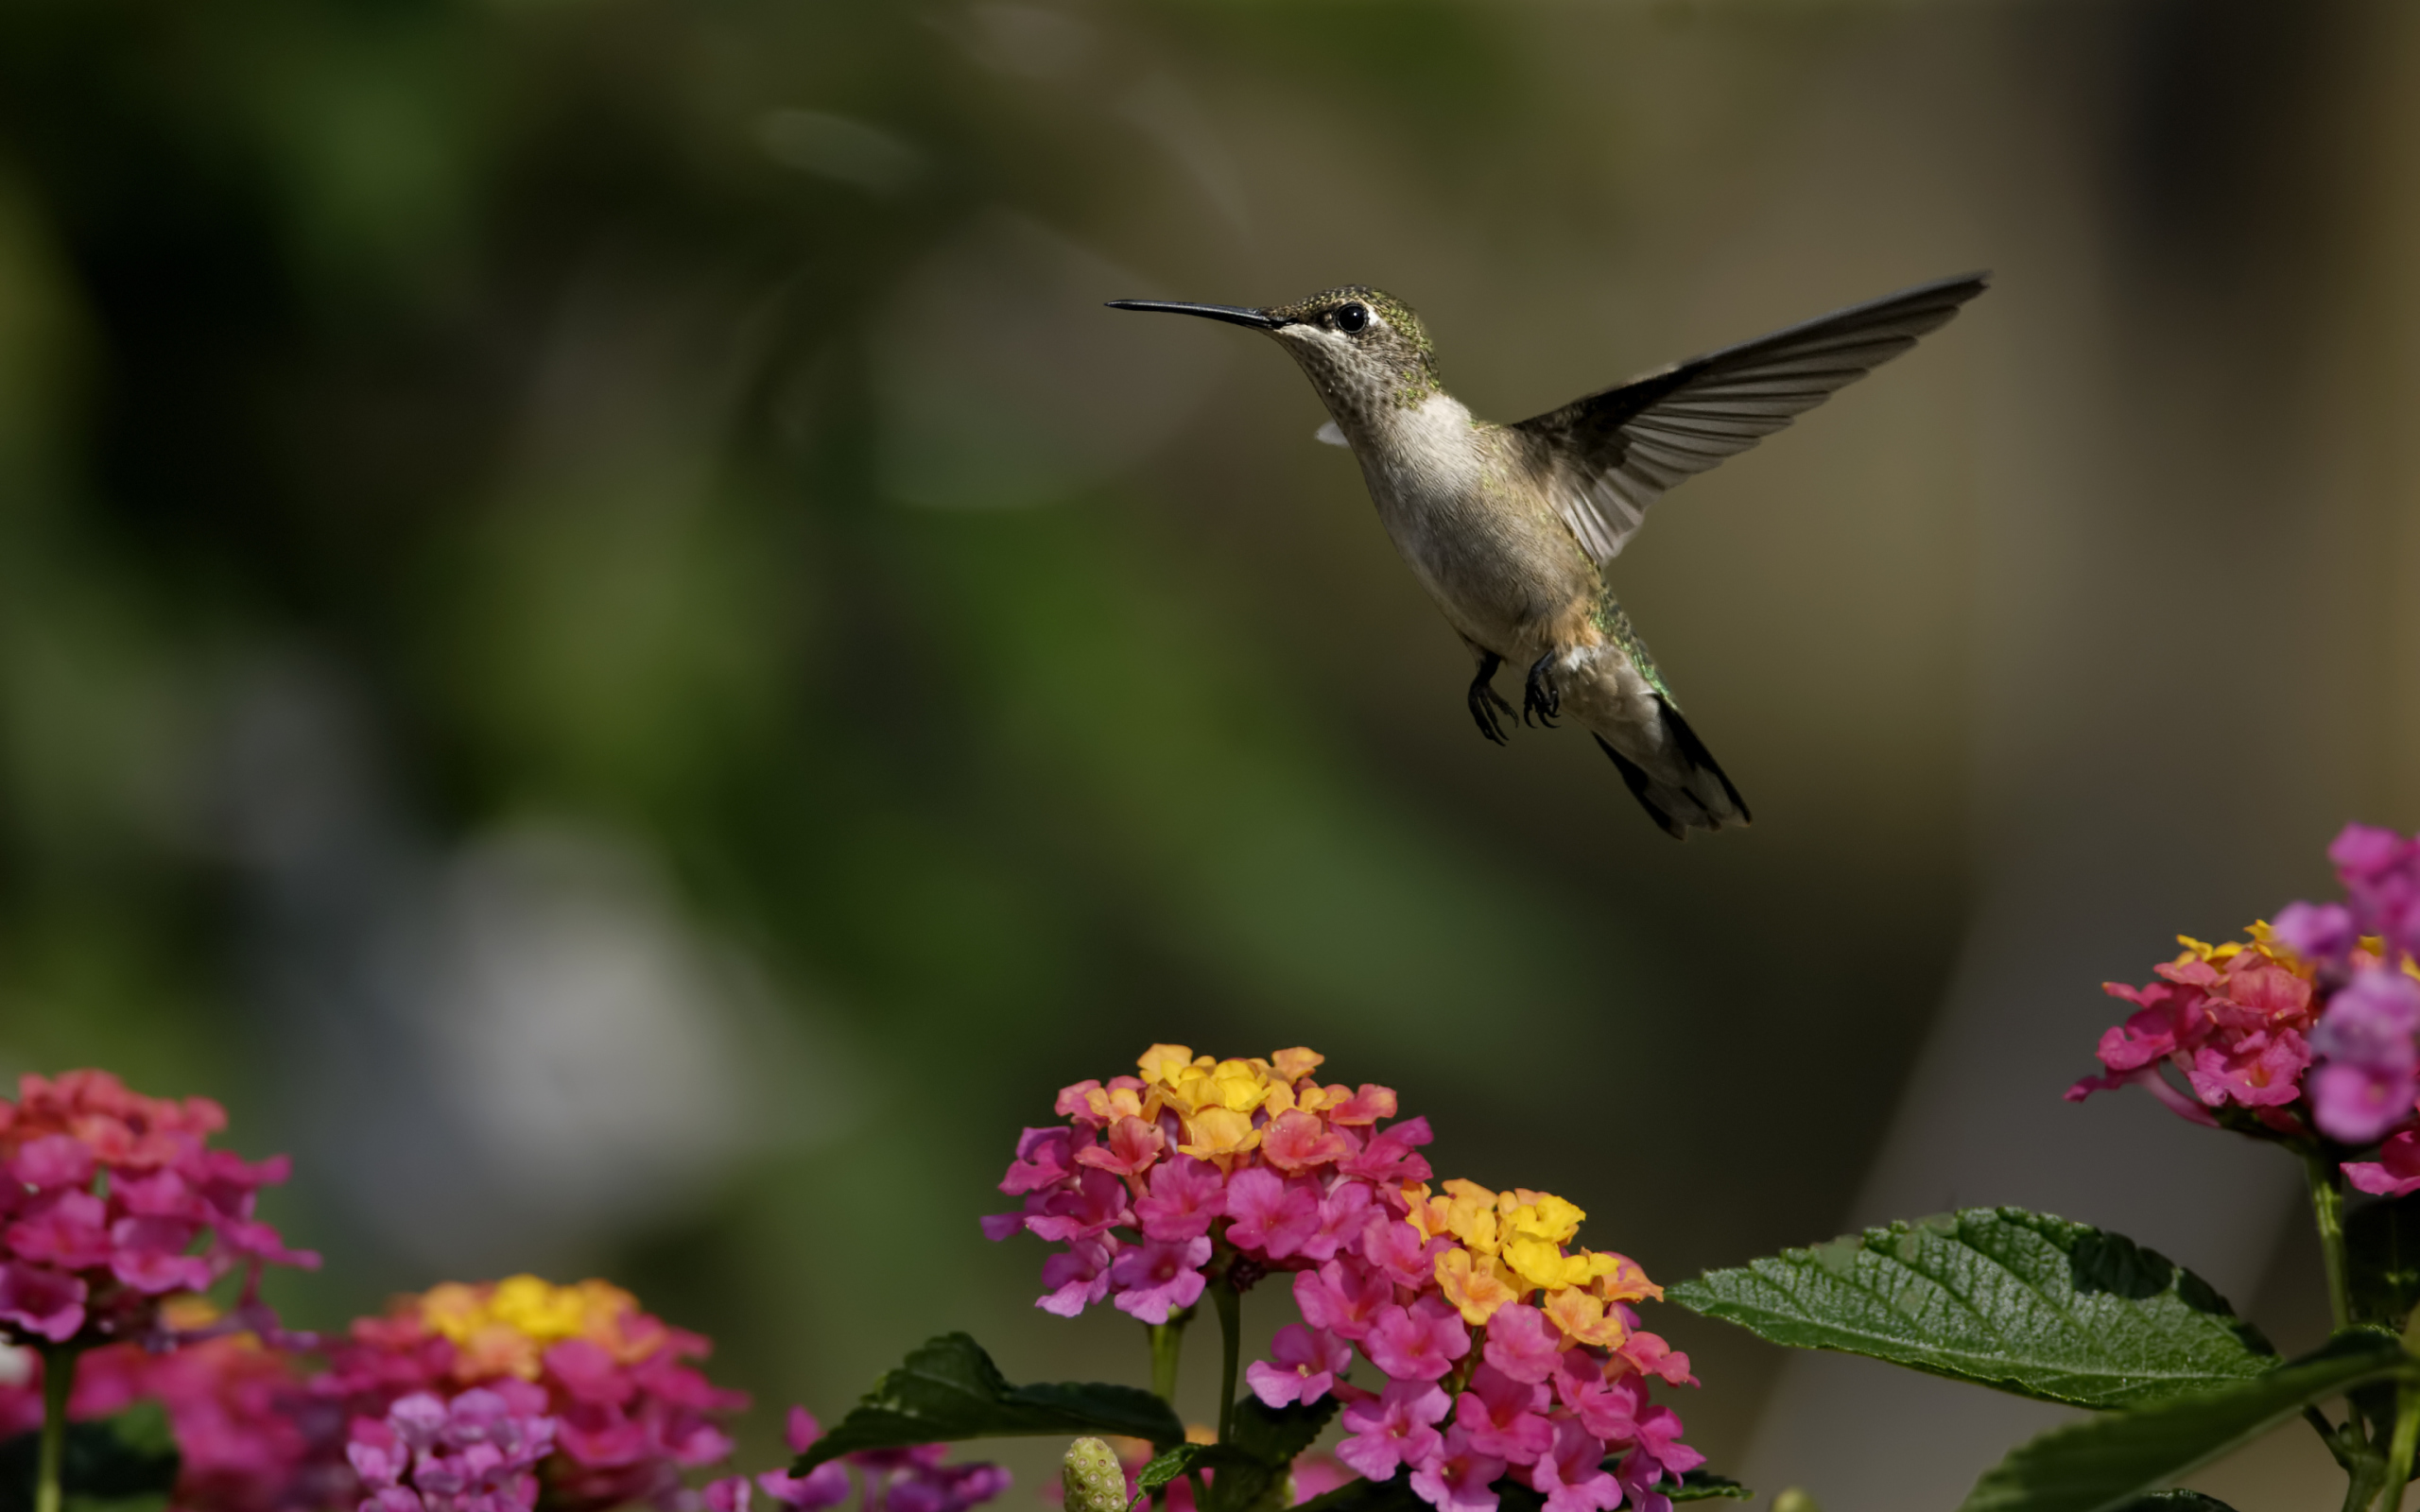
0 1262 86 1342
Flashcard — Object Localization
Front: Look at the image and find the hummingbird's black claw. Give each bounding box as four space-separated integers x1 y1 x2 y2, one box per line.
1467 652 1515 746
1523 653 1561 729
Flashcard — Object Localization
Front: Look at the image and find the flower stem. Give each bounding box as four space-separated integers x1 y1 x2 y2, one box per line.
2377 1378 2420 1511
36 1346 78 1512
2309 1154 2353 1333
1148 1323 1184 1410
1212 1279 1241 1444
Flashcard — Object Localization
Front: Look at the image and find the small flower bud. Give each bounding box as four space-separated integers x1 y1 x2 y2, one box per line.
1061 1438 1127 1512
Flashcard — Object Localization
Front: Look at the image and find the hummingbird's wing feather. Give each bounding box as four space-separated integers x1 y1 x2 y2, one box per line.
1512 271 1990 564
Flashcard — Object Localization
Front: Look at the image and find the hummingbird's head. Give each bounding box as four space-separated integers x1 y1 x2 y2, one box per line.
1107 285 1441 424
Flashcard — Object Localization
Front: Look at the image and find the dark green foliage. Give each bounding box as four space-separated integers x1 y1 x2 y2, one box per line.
793 1335 1184 1469
1669 1209 2276 1408
1133 1443 1241 1503
1293 1472 1423 1512
1668 1469 1754 1502
2346 1196 2420 1331
1202 1398 1341 1512
1299 1460 1745 1512
0 1405 180 1512
1954 1333 2409 1512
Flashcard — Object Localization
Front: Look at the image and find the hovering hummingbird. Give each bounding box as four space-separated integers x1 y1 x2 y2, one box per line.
1109 272 1989 838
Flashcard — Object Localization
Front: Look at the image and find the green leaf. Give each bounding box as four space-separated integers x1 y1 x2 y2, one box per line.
1667 1469 1754 1502
1668 1209 2277 1408
1225 1398 1340 1474
0 1404 181 1512
1134 1444 1243 1503
2346 1195 2420 1331
795 1334 1186 1470
2111 1495 2238 1511
1293 1475 1422 1512
1955 1332 2410 1512
1202 1398 1340 1512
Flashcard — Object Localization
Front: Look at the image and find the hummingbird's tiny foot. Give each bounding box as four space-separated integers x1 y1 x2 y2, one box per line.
1467 653 1515 746
1523 653 1561 729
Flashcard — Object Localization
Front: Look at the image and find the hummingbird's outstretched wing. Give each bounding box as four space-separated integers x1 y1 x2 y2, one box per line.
1512 271 1990 565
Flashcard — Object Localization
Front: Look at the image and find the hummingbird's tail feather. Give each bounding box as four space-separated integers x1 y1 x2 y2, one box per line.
1657 697 1751 823
1557 644 1750 837
1585 696 1750 839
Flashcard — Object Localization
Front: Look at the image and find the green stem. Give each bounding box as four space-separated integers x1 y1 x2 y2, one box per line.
1212 1279 1241 1444
2311 1155 2353 1333
36 1346 78 1512
1148 1322 1185 1409
2377 1379 2420 1511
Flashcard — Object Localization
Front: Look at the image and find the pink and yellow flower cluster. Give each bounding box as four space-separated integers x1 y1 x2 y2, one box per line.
0 1071 1009 1512
2070 824 2420 1192
0 1071 319 1349
318 1275 749 1512
987 1046 1702 1512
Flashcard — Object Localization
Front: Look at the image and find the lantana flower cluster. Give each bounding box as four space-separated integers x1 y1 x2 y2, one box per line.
0 1071 319 1348
2070 823 2420 1193
1 1074 1007 1512
319 1276 750 1512
323 1277 1009 1512
987 1046 1702 1512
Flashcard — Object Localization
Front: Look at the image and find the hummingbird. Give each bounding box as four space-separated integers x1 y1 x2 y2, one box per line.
1109 272 1990 838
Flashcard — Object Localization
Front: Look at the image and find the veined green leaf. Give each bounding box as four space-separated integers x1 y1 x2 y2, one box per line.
1667 1469 1753 1502
796 1334 1185 1470
1293 1475 1420 1512
1133 1444 1245 1506
1669 1209 2275 1408
1956 1332 2409 1512
1204 1398 1343 1512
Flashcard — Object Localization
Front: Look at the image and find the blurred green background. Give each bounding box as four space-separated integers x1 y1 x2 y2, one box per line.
3 1 2417 1508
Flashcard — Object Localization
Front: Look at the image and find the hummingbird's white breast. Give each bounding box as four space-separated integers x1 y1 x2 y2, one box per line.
1348 392 1598 662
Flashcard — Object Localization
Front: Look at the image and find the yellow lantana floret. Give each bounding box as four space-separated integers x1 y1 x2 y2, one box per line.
1504 1237 1592 1294
1436 1246 1522 1326
1137 1044 1197 1086
1177 1106 1261 1164
1545 1287 1628 1350
1505 1194 1585 1246
420 1276 648 1380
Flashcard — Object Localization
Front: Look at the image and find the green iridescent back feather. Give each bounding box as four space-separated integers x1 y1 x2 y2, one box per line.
1593 590 1674 707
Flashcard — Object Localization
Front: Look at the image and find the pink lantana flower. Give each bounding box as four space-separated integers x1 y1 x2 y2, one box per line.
1107 1237 1211 1325
1293 1262 1392 1342
1453 1365 1553 1465
1365 1299 1471 1383
1339 1380 1453 1482
1247 1324 1353 1408
1409 1428 1509 1512
2344 1130 2420 1197
1526 1420 1622 1512
2070 824 2420 1183
0 1072 318 1351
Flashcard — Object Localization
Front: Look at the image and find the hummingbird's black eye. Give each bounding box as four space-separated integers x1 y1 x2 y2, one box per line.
1334 302 1368 335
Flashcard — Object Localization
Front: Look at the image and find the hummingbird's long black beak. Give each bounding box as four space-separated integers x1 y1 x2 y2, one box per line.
1106 300 1286 330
